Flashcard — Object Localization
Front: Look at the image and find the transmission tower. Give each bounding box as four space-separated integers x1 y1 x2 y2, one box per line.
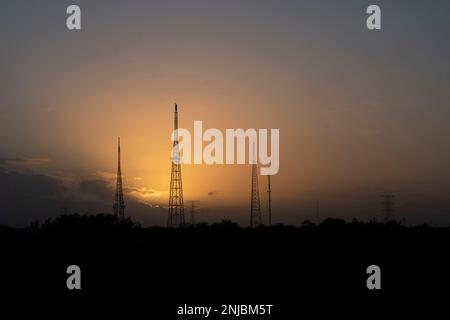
315 200 320 225
189 200 200 225
168 103 185 227
250 146 262 227
381 194 395 222
267 175 272 226
113 137 125 219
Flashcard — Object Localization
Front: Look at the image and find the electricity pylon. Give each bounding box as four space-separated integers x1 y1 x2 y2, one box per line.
381 194 395 222
189 200 200 225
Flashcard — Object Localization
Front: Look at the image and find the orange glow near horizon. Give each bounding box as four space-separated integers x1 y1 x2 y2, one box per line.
2 1 450 226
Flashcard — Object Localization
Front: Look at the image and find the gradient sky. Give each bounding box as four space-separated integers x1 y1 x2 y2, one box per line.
1 0 450 226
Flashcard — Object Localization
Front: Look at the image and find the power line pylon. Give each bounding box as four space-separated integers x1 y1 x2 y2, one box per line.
381 194 395 222
267 175 272 226
189 200 200 225
250 146 262 227
316 200 320 225
113 137 125 219
168 103 185 227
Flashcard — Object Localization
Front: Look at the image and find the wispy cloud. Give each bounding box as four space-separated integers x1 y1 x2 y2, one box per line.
95 171 116 180
0 157 50 166
126 187 163 198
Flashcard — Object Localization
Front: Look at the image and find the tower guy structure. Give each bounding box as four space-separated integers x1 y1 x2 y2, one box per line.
168 103 185 227
113 137 125 219
381 194 395 222
250 146 262 227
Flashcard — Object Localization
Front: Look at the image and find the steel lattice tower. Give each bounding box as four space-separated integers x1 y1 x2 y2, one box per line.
381 194 395 222
168 104 185 227
267 175 272 226
113 137 125 219
250 149 262 227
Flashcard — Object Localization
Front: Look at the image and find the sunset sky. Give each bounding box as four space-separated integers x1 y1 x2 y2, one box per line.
1 0 450 226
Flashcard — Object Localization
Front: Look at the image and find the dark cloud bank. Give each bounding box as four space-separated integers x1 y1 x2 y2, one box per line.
1 166 449 227
0 167 165 227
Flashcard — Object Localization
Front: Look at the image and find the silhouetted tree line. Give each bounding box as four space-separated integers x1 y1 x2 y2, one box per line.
1 213 447 260
0 213 444 234
1 213 449 300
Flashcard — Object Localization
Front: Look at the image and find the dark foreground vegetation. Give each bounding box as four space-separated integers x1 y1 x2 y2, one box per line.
1 214 449 316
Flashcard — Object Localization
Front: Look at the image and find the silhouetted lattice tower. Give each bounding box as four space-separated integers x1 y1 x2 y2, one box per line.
189 200 200 225
250 145 262 227
267 175 272 226
381 194 395 222
168 104 185 227
113 137 125 219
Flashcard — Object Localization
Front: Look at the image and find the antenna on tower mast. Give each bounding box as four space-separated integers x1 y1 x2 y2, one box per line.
113 137 125 219
168 103 185 227
250 143 262 227
267 175 272 226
